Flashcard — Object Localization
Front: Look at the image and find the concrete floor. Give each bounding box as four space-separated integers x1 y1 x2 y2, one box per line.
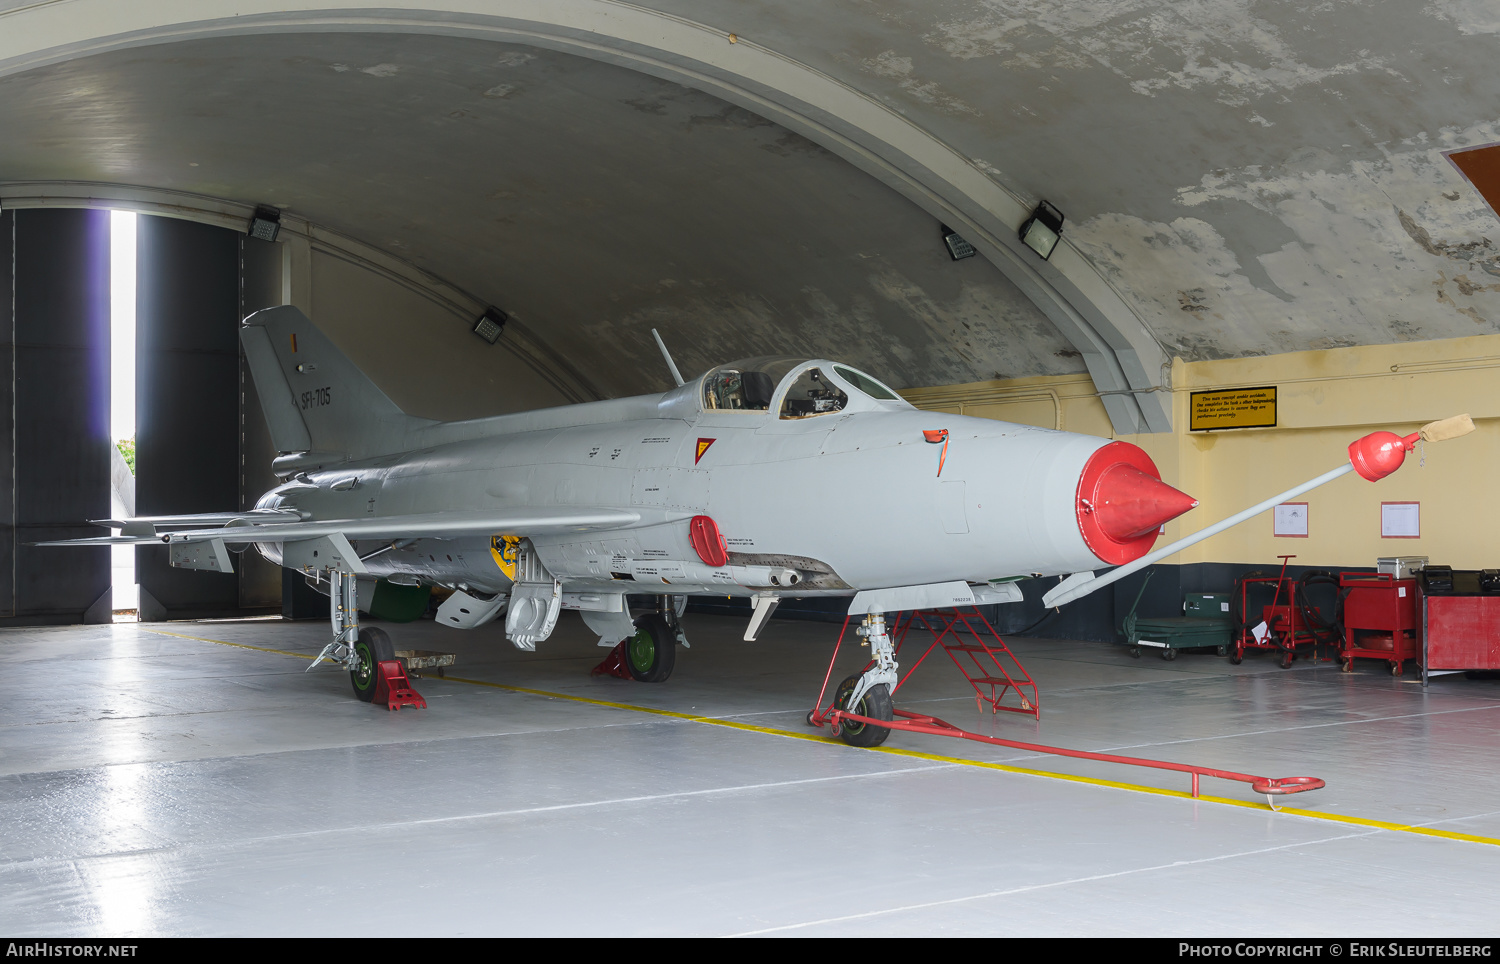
2 609 1498 937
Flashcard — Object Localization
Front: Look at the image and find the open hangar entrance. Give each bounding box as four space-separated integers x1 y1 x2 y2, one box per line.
2 3 1500 938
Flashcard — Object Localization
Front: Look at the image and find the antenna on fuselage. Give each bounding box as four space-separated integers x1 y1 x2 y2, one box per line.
651 328 685 388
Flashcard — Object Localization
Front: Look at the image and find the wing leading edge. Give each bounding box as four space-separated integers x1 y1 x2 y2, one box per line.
34 506 644 547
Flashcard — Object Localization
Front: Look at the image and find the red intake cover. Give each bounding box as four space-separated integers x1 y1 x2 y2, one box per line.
1347 431 1417 482
1076 442 1198 565
690 515 729 568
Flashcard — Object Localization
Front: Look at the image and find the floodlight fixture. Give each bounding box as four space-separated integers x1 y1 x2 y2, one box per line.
1019 200 1064 260
473 307 508 345
940 224 976 261
247 205 282 242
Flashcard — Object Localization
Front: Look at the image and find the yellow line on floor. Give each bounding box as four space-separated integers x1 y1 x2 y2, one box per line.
152 627 1500 848
141 628 315 659
442 675 1500 846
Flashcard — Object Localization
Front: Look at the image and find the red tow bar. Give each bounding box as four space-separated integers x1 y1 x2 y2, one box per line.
823 706 1326 800
810 609 1326 804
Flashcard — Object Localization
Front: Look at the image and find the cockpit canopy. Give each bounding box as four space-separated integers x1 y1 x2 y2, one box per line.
701 356 905 418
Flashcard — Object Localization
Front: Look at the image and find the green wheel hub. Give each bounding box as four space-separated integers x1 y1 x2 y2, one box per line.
352 639 376 690
627 627 656 671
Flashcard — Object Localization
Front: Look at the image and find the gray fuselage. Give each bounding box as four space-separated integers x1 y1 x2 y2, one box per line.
252 367 1112 602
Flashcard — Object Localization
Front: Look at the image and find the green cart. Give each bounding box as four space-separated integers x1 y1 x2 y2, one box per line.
1121 576 1234 661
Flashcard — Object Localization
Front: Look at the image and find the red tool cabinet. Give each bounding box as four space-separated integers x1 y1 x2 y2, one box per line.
1338 573 1418 675
1419 572 1500 685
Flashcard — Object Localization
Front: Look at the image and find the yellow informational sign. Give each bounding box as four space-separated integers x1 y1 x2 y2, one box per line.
1190 386 1277 431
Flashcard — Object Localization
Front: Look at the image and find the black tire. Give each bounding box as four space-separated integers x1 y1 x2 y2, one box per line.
1162 648 1177 661
1279 650 1295 669
350 626 395 702
625 614 676 683
1129 647 1140 658
1229 645 1243 665
833 674 893 748
1217 645 1228 657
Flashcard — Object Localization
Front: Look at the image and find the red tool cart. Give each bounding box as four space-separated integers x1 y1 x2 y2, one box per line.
1418 568 1500 685
1338 572 1418 675
1230 556 1340 668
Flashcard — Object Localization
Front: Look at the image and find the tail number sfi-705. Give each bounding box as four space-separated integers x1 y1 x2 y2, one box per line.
301 387 332 410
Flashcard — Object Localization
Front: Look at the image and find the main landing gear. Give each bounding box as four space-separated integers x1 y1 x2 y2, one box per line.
625 613 677 682
307 569 397 702
593 596 685 683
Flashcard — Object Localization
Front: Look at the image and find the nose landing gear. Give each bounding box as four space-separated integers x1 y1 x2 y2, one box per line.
826 613 898 747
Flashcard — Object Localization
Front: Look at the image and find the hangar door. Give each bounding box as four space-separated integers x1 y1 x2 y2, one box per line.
0 209 112 623
136 215 282 619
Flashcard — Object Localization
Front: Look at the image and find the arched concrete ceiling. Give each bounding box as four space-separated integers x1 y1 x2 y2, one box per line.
0 33 1085 397
3 2 1499 430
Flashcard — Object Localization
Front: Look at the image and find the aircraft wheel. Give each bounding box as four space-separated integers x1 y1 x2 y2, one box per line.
350 627 395 702
625 614 676 683
833 674 893 748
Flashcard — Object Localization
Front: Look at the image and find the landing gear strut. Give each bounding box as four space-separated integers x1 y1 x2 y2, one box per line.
831 613 896 747
306 569 393 701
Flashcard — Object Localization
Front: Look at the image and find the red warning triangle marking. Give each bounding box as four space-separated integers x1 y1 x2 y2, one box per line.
695 438 716 464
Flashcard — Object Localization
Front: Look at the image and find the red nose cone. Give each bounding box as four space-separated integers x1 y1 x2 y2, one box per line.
1076 442 1199 565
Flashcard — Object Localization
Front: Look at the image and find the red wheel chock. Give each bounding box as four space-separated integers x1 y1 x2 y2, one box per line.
372 659 426 711
590 641 632 680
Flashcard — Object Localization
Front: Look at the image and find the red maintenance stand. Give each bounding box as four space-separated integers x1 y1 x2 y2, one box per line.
807 607 1325 804
1339 572 1418 675
808 606 1038 724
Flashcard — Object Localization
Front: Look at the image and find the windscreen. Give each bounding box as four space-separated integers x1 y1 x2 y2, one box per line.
833 365 900 401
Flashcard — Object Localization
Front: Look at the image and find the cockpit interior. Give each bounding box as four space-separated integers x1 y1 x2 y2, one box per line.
700 357 904 418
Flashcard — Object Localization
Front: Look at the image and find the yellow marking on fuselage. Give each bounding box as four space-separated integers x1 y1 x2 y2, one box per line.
490 535 520 580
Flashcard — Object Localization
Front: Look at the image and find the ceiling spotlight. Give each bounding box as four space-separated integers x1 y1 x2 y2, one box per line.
1019 200 1064 260
247 205 282 243
473 307 508 345
941 224 976 261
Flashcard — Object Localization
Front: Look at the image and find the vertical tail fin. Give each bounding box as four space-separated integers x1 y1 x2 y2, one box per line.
240 306 432 470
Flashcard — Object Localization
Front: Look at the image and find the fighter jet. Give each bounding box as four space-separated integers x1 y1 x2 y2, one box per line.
46 306 1202 743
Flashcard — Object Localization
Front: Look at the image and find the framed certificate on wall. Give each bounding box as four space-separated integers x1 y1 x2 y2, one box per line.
1273 502 1308 537
1381 501 1420 538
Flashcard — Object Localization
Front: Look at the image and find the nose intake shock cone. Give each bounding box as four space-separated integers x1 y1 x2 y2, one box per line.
1076 441 1199 565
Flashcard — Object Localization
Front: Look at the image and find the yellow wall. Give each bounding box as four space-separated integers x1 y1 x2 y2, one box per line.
902 334 1500 570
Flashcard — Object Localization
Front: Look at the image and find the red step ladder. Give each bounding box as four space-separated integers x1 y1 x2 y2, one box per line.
891 608 1038 718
